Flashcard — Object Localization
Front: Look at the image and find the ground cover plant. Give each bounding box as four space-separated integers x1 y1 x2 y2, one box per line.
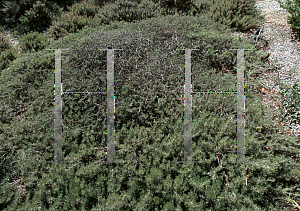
0 11 299 210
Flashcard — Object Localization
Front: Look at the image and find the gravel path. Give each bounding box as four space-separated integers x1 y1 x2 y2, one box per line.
253 0 300 136
215 0 300 137
255 0 300 89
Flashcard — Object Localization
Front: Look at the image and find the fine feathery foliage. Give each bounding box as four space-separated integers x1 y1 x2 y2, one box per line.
0 13 299 210
153 0 196 14
0 48 18 71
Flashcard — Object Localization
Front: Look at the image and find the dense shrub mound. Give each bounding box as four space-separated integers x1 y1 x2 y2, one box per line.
0 14 299 210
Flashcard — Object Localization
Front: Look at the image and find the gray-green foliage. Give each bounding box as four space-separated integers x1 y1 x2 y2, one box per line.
0 13 299 210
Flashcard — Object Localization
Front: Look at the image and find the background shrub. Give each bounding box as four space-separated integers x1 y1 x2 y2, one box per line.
0 26 17 71
0 1 6 26
17 31 47 53
46 0 102 40
154 0 196 14
0 48 17 71
1 0 63 35
46 0 165 40
66 0 101 17
51 0 84 12
93 0 164 27
88 0 118 6
0 26 12 51
195 0 265 32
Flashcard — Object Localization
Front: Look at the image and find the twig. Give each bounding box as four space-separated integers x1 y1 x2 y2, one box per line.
257 26 263 42
293 200 300 209
252 26 264 43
